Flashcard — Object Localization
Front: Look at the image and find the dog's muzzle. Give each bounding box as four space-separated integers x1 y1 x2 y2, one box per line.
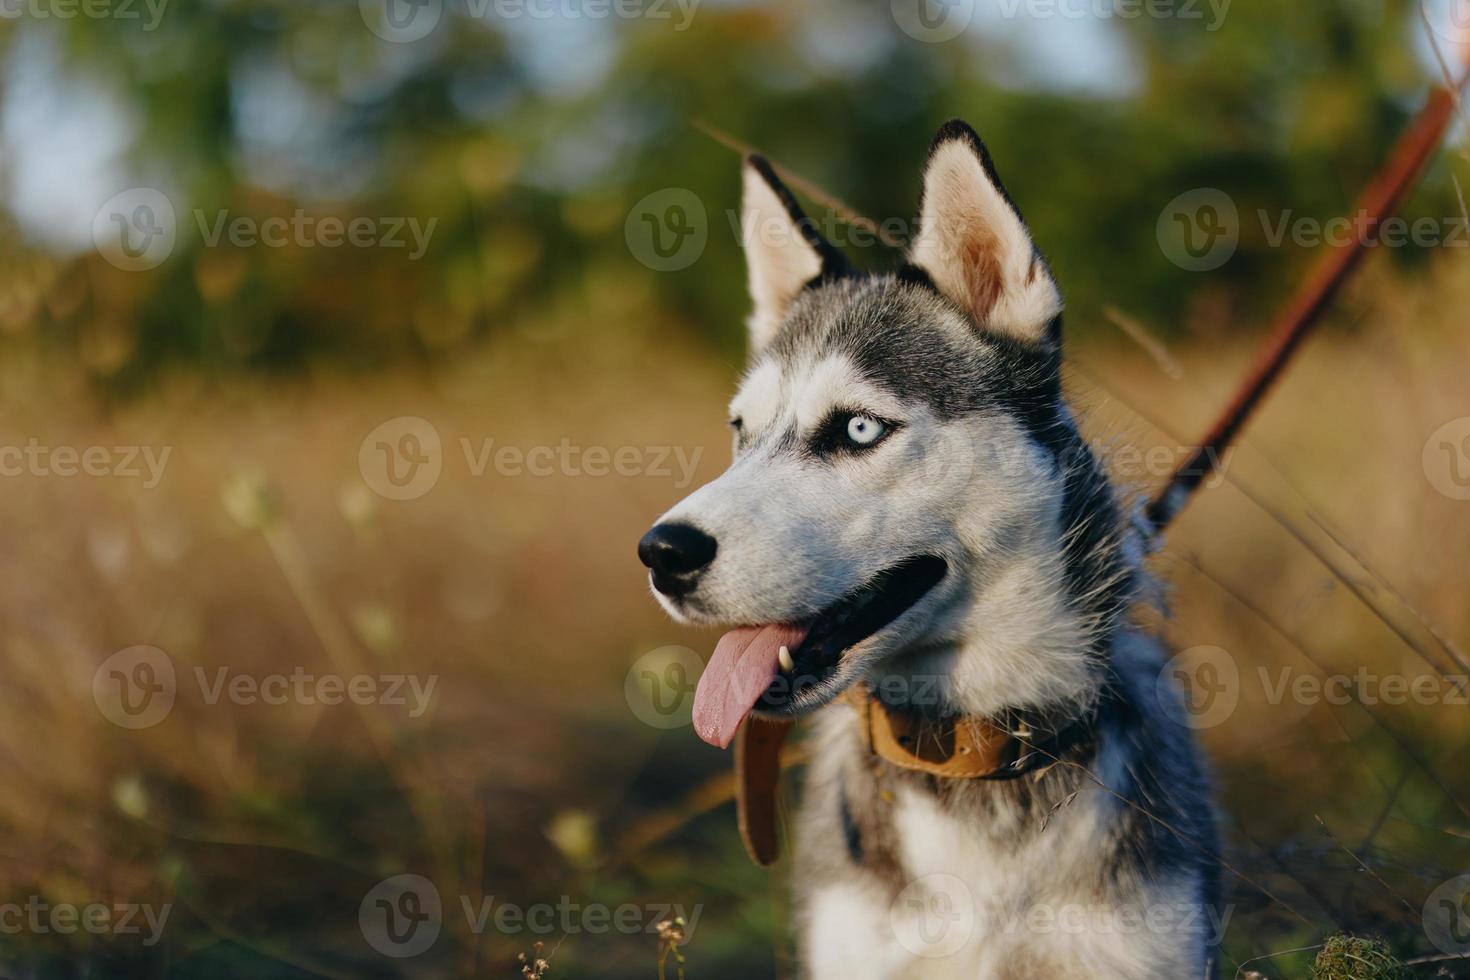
637 522 718 598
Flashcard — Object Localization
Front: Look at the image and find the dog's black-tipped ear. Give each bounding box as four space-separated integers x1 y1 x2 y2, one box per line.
908 120 1061 348
741 154 849 352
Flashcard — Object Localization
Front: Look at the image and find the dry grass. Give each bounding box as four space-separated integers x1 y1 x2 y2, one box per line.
1309 935 1408 979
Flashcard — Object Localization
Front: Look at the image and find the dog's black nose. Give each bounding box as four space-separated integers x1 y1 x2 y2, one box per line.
638 523 718 583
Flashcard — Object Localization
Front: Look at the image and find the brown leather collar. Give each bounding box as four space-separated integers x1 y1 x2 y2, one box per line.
734 686 1068 865
842 685 1024 779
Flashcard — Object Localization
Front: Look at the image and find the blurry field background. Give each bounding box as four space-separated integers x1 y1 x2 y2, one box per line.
2 1 1470 977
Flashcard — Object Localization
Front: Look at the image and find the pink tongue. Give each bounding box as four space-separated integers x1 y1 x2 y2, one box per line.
692 624 809 749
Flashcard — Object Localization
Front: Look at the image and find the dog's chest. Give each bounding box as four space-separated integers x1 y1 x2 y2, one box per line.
803 782 1119 979
801 747 1200 979
807 787 1208 979
886 779 1111 933
890 781 1091 890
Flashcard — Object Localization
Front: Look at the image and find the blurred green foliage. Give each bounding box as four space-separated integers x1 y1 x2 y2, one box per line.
0 0 1457 389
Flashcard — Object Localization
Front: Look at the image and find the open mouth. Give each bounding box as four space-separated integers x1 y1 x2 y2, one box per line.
690 555 947 748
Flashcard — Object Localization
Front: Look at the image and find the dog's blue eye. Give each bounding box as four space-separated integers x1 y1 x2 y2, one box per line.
846 415 886 446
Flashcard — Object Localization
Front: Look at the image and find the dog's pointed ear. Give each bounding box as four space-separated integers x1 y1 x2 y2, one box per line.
908 120 1062 348
741 154 850 352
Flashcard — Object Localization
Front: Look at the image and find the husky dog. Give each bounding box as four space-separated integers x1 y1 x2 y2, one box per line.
637 121 1220 978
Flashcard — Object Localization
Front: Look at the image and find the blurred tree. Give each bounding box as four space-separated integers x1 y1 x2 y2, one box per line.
0 0 1456 389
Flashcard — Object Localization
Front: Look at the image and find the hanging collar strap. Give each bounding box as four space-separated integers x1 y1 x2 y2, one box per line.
734 686 1091 865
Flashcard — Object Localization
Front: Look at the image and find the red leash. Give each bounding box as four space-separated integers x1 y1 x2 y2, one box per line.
1146 81 1466 534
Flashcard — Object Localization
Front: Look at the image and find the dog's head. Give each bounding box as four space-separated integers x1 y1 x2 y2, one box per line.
639 121 1127 747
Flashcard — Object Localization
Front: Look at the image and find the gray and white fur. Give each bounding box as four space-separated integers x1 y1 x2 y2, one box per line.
641 121 1220 978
